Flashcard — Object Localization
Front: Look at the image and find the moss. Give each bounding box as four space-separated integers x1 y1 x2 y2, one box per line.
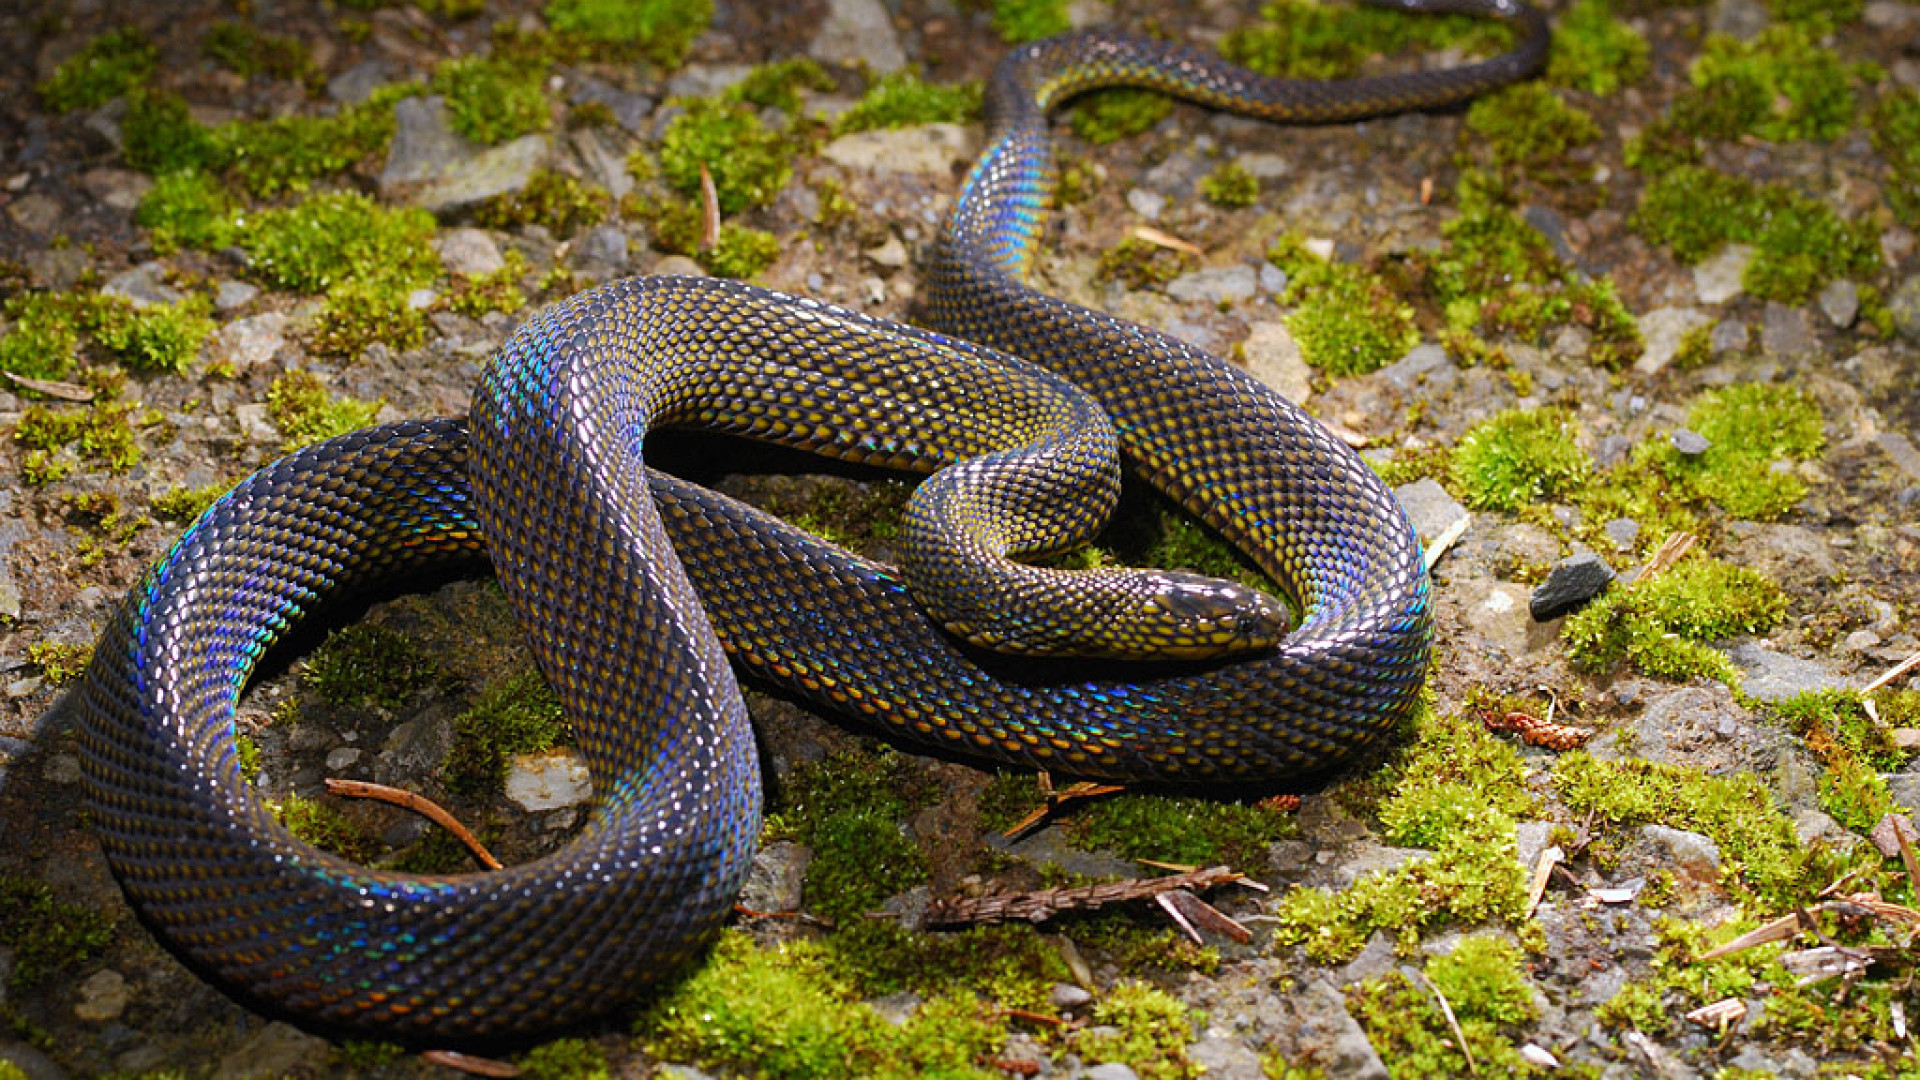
543 0 713 68
1095 235 1195 290
833 70 983 135
0 875 115 992
1072 913 1222 974
1449 407 1592 513
304 624 437 711
443 251 529 319
240 189 438 294
15 400 145 483
1220 0 1511 81
0 292 86 381
1765 0 1863 28
1869 89 1920 228
1200 160 1260 209
38 27 156 112
1377 705 1535 850
265 370 383 451
333 1042 407 1069
1272 808 1529 962
1065 793 1295 868
445 668 569 803
1350 936 1540 1079
120 91 225 175
27 640 93 686
979 0 1071 44
311 278 429 358
1563 553 1785 685
218 83 418 197
1670 383 1825 519
276 793 381 863
763 747 930 922
1463 82 1601 184
1069 88 1172 145
431 56 550 146
1774 690 1907 833
518 1038 608 1080
1075 981 1201 1080
0 288 213 379
728 57 835 114
61 490 147 568
1553 752 1808 904
1268 233 1418 377
637 930 1002 1080
1546 0 1649 96
203 21 314 83
820 920 1067 1013
1682 25 1866 143
135 169 236 254
660 97 798 214
645 199 783 279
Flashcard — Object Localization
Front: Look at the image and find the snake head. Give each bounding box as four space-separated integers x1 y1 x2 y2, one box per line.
1129 570 1294 660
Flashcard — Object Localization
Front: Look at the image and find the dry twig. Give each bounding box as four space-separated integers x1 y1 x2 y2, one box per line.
698 162 721 250
924 865 1256 933
1415 969 1477 1076
324 777 503 871
1130 224 1203 256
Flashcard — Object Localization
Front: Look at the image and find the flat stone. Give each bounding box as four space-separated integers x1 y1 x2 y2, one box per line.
1051 982 1093 1009
1890 273 1920 345
664 63 754 101
1603 517 1640 551
434 227 505 277
212 312 287 375
328 59 391 104
1719 640 1850 703
1670 428 1710 455
1711 316 1750 355
653 254 705 277
78 167 150 212
1638 824 1722 885
566 72 655 134
504 749 592 812
1818 279 1859 327
569 126 634 200
1186 1035 1265 1080
1633 306 1712 375
820 123 976 176
1711 0 1768 39
570 224 631 279
1394 478 1468 548
6 192 60 234
214 279 259 311
1125 187 1166 219
809 0 908 73
1871 814 1919 859
102 262 184 308
1240 320 1311 403
864 234 909 269
379 95 548 212
1694 244 1754 305
72 968 128 1022
1760 301 1816 359
213 1023 330 1080
739 840 809 914
1084 1063 1141 1080
27 246 89 290
1167 264 1258 305
1878 432 1920 483
1530 551 1615 621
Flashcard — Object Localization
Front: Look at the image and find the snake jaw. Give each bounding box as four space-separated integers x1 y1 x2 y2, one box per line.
1136 571 1295 660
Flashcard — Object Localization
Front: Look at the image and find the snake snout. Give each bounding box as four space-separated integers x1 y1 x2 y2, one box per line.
1141 571 1293 659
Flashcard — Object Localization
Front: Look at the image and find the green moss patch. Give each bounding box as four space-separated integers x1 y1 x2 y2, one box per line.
660 97 800 214
275 792 381 863
120 84 416 197
764 748 932 922
1547 0 1649 96
1200 160 1260 209
1064 793 1295 869
38 28 156 112
1774 690 1907 834
304 624 439 710
1075 980 1202 1080
1635 164 1879 303
1095 235 1195 290
1068 88 1172 145
265 370 383 451
1220 0 1511 81
517 1038 608 1080
1870 89 1920 228
238 190 438 355
543 0 713 68
203 22 315 83
979 0 1071 45
1670 383 1825 519
1377 706 1536 850
444 668 569 803
432 56 550 146
1268 233 1418 377
27 640 94 685
476 170 611 237
1563 553 1785 684
135 169 236 254
1464 82 1601 184
1449 407 1592 513
1681 24 1867 143
644 199 782 279
833 70 982 135
729 58 835 115
0 875 115 992
0 289 213 380
15 399 146 484
1350 936 1540 1079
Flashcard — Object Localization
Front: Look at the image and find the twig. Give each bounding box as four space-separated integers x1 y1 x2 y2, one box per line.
1415 969 1477 1076
324 778 503 871
421 1050 519 1077
924 866 1254 929
1631 531 1696 587
1130 224 1203 256
1525 844 1563 917
1864 648 1920 694
698 162 721 251
1000 778 1126 842
3 370 93 401
1424 512 1471 572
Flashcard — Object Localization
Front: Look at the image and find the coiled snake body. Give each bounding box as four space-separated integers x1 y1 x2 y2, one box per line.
75 0 1546 1045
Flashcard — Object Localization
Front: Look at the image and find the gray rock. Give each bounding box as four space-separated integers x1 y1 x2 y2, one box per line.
1760 302 1816 359
212 312 287 375
6 192 60 235
1817 279 1859 327
78 167 150 212
820 124 977 176
72 968 128 1022
1338 931 1398 986
1530 551 1615 621
654 1066 718 1080
1694 244 1753 305
27 246 89 290
1634 306 1713 375
1125 188 1166 219
1879 432 1920 483
653 254 705 277
1711 0 1768 39
739 840 809 914
1724 522 1837 589
1603 518 1640 551
1240 321 1311 403
1710 316 1750 355
0 1042 69 1080
435 227 505 277
1608 684 1781 777
1381 342 1450 389
212 1022 329 1080
1281 981 1390 1080
570 224 631 279
379 96 548 212
1167 265 1258 305
1637 824 1722 886
567 72 655 134
1051 982 1093 1009
1890 274 1920 345
327 59 391 105
1186 1035 1265 1080
102 262 184 308
665 63 754 101
214 279 259 311
569 126 634 200
1084 1063 1141 1080
1719 641 1849 703
1394 478 1469 548
809 0 907 74
1670 428 1710 455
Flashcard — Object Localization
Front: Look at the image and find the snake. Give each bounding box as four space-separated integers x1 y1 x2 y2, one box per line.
73 0 1547 1046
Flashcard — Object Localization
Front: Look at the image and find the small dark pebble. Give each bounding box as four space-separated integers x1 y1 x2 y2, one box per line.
1530 551 1616 621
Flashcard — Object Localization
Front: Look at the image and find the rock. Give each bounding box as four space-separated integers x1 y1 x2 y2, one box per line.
1609 684 1781 777
1125 188 1166 219
1890 274 1920 345
1465 581 1536 658
27 246 89 289
1275 981 1390 1080
1240 321 1311 403
569 127 634 200
809 0 908 74
653 255 705 277
566 72 655 134
6 192 60 235
212 312 286 375
1379 342 1449 390
1693 244 1753 305
328 59 390 104
213 1023 330 1080
1339 932 1398 986
78 167 149 212
435 227 505 277
655 1066 718 1080
1634 306 1713 375
739 840 809 913
1817 279 1859 328
1638 825 1722 886
1723 522 1837 589
1531 552 1614 621
1711 0 1768 39
1710 316 1749 355
1719 641 1849 703
379 96 548 213
1603 518 1640 551
1084 1063 1141 1080
1878 432 1920 483
1670 428 1710 455
1760 302 1816 359
1051 982 1093 1009
820 123 976 176
569 224 631 280
665 64 754 101
1870 814 1919 859
1167 265 1258 305
1186 1035 1265 1080
214 280 259 311
1394 478 1469 549
101 262 183 308
863 234 909 270
504 749 592 812
72 968 128 1022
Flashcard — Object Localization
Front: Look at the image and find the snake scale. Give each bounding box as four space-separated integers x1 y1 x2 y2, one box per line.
74 0 1547 1045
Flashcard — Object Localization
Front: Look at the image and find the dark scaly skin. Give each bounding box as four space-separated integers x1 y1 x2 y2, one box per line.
73 0 1548 1046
